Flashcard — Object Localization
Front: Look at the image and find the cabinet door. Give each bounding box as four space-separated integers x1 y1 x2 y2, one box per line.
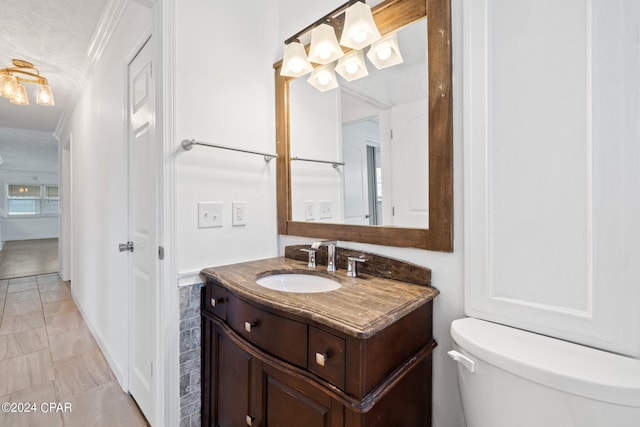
203 317 261 427
263 365 342 427
463 0 640 357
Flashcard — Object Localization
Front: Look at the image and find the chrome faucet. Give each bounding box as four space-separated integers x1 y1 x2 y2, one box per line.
311 240 337 272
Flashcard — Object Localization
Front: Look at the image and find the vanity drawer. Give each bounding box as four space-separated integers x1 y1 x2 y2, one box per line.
226 294 308 368
308 326 346 389
203 281 227 320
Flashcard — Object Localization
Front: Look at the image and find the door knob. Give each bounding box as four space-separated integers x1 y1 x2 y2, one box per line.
118 241 134 252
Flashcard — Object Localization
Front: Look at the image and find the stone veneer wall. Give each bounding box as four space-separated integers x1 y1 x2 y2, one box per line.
179 283 203 427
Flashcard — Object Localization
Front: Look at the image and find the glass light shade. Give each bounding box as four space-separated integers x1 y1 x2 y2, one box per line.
366 32 403 69
281 41 313 77
339 2 381 50
0 74 17 99
335 50 369 81
35 84 55 106
307 63 339 92
308 23 344 64
10 82 29 105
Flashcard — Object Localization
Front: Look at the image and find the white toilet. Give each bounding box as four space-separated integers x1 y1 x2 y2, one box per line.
449 318 640 427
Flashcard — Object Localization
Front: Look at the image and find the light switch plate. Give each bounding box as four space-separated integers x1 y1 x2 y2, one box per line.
319 200 332 219
232 201 247 226
305 200 315 220
198 202 223 228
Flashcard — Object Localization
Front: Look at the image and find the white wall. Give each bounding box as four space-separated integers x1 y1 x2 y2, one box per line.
290 78 344 223
0 129 59 244
0 216 58 241
0 171 59 243
277 1 467 427
58 0 151 388
174 0 279 279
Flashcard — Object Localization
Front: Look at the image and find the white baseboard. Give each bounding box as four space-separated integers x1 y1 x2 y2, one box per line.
71 290 127 391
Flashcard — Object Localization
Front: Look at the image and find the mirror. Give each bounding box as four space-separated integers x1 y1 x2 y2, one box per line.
289 18 428 228
275 0 453 251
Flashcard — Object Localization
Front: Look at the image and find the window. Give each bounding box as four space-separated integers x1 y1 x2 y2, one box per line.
7 184 59 216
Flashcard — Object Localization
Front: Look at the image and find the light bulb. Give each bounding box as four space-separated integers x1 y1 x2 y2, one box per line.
317 72 331 86
376 46 392 61
290 60 304 74
317 44 332 60
345 61 359 75
353 30 368 44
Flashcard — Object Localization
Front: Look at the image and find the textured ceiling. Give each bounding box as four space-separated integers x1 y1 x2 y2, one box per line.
0 0 109 134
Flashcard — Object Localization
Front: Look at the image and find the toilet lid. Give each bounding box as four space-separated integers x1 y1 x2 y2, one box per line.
451 318 640 407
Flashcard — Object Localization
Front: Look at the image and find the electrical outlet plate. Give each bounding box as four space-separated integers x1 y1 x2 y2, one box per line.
305 200 315 220
232 201 247 226
319 200 332 219
198 202 223 228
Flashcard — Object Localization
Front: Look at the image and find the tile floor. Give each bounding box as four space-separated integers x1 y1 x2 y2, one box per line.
0 239 59 280
0 274 149 426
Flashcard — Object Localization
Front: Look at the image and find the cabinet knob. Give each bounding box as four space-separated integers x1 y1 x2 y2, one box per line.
246 415 255 426
210 297 223 307
245 321 257 333
315 352 328 367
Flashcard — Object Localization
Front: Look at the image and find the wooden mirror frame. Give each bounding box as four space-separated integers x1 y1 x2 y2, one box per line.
274 0 452 251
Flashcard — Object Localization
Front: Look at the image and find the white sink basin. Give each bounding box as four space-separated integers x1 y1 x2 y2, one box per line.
256 273 341 293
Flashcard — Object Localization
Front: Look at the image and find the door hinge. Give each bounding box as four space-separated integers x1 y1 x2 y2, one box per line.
149 62 152 78
392 206 395 216
158 246 164 260
390 129 394 139
150 361 153 377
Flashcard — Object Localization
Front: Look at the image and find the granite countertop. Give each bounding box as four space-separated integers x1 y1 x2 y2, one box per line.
200 257 439 339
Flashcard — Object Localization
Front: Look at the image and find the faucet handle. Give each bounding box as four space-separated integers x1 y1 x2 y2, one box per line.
300 248 317 268
347 255 370 277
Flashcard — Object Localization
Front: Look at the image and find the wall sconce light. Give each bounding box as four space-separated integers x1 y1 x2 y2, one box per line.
367 32 403 69
307 63 339 92
0 59 55 106
281 0 401 92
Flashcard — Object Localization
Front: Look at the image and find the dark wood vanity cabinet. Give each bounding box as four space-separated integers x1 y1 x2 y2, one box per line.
202 279 436 427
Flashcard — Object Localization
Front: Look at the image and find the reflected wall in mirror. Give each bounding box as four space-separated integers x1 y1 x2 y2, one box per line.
290 19 428 228
275 0 453 251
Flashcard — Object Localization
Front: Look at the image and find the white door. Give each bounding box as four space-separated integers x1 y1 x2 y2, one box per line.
343 126 370 225
127 37 157 423
390 100 429 228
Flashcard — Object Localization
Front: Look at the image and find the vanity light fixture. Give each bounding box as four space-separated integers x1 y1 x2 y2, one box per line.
335 50 368 81
0 59 55 106
281 0 399 92
366 32 403 69
307 63 339 92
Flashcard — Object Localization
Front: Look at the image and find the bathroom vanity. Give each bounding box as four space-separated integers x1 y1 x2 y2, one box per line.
200 247 438 426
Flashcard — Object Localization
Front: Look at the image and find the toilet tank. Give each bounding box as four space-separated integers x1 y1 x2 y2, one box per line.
450 318 640 427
